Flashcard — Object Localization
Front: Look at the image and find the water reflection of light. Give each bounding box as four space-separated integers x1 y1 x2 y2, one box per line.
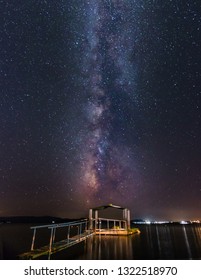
84 235 133 259
81 224 201 260
182 225 192 259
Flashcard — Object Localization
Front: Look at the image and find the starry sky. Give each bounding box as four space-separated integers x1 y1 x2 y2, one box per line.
1 0 201 220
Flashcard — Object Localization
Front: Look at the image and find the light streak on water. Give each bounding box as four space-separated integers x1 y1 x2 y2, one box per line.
182 225 192 259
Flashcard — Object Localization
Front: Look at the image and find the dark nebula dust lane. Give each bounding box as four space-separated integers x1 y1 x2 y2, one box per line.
77 0 139 206
1 1 201 219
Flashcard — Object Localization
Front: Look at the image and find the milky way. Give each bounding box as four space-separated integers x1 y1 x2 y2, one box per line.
75 0 139 206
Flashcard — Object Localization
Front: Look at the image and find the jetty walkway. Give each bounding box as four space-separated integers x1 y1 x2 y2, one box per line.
19 204 138 259
19 219 93 259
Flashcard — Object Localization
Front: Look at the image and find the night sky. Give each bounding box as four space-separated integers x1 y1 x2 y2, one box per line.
1 0 201 220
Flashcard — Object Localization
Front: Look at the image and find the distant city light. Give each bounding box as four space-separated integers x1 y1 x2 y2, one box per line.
132 219 200 225
190 220 200 224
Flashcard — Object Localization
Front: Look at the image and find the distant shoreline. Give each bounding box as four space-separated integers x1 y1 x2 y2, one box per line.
0 216 76 224
0 216 200 225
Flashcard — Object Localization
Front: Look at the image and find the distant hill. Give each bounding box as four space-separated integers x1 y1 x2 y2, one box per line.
0 216 76 224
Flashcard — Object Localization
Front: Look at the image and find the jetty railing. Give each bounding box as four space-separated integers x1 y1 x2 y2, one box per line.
94 217 128 232
22 219 92 259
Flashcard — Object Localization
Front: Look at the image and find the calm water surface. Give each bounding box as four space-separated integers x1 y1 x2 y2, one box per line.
0 224 201 260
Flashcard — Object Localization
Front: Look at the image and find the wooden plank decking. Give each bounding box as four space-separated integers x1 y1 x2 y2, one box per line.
19 231 94 260
95 229 133 235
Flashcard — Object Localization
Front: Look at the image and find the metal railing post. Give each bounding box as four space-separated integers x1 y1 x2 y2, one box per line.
48 227 54 260
79 224 81 240
31 228 36 251
67 226 70 243
85 220 87 233
53 228 56 244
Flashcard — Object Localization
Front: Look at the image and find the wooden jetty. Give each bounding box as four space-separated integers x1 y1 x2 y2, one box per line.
19 204 139 259
89 204 134 235
19 219 94 260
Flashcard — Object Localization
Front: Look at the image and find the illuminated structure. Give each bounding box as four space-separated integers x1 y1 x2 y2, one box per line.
88 204 133 235
20 204 137 259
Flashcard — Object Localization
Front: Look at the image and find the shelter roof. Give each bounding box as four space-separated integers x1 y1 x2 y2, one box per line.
91 204 126 211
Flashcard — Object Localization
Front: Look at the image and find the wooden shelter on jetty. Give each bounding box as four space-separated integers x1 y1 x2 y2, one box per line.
89 204 133 235
19 204 137 259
